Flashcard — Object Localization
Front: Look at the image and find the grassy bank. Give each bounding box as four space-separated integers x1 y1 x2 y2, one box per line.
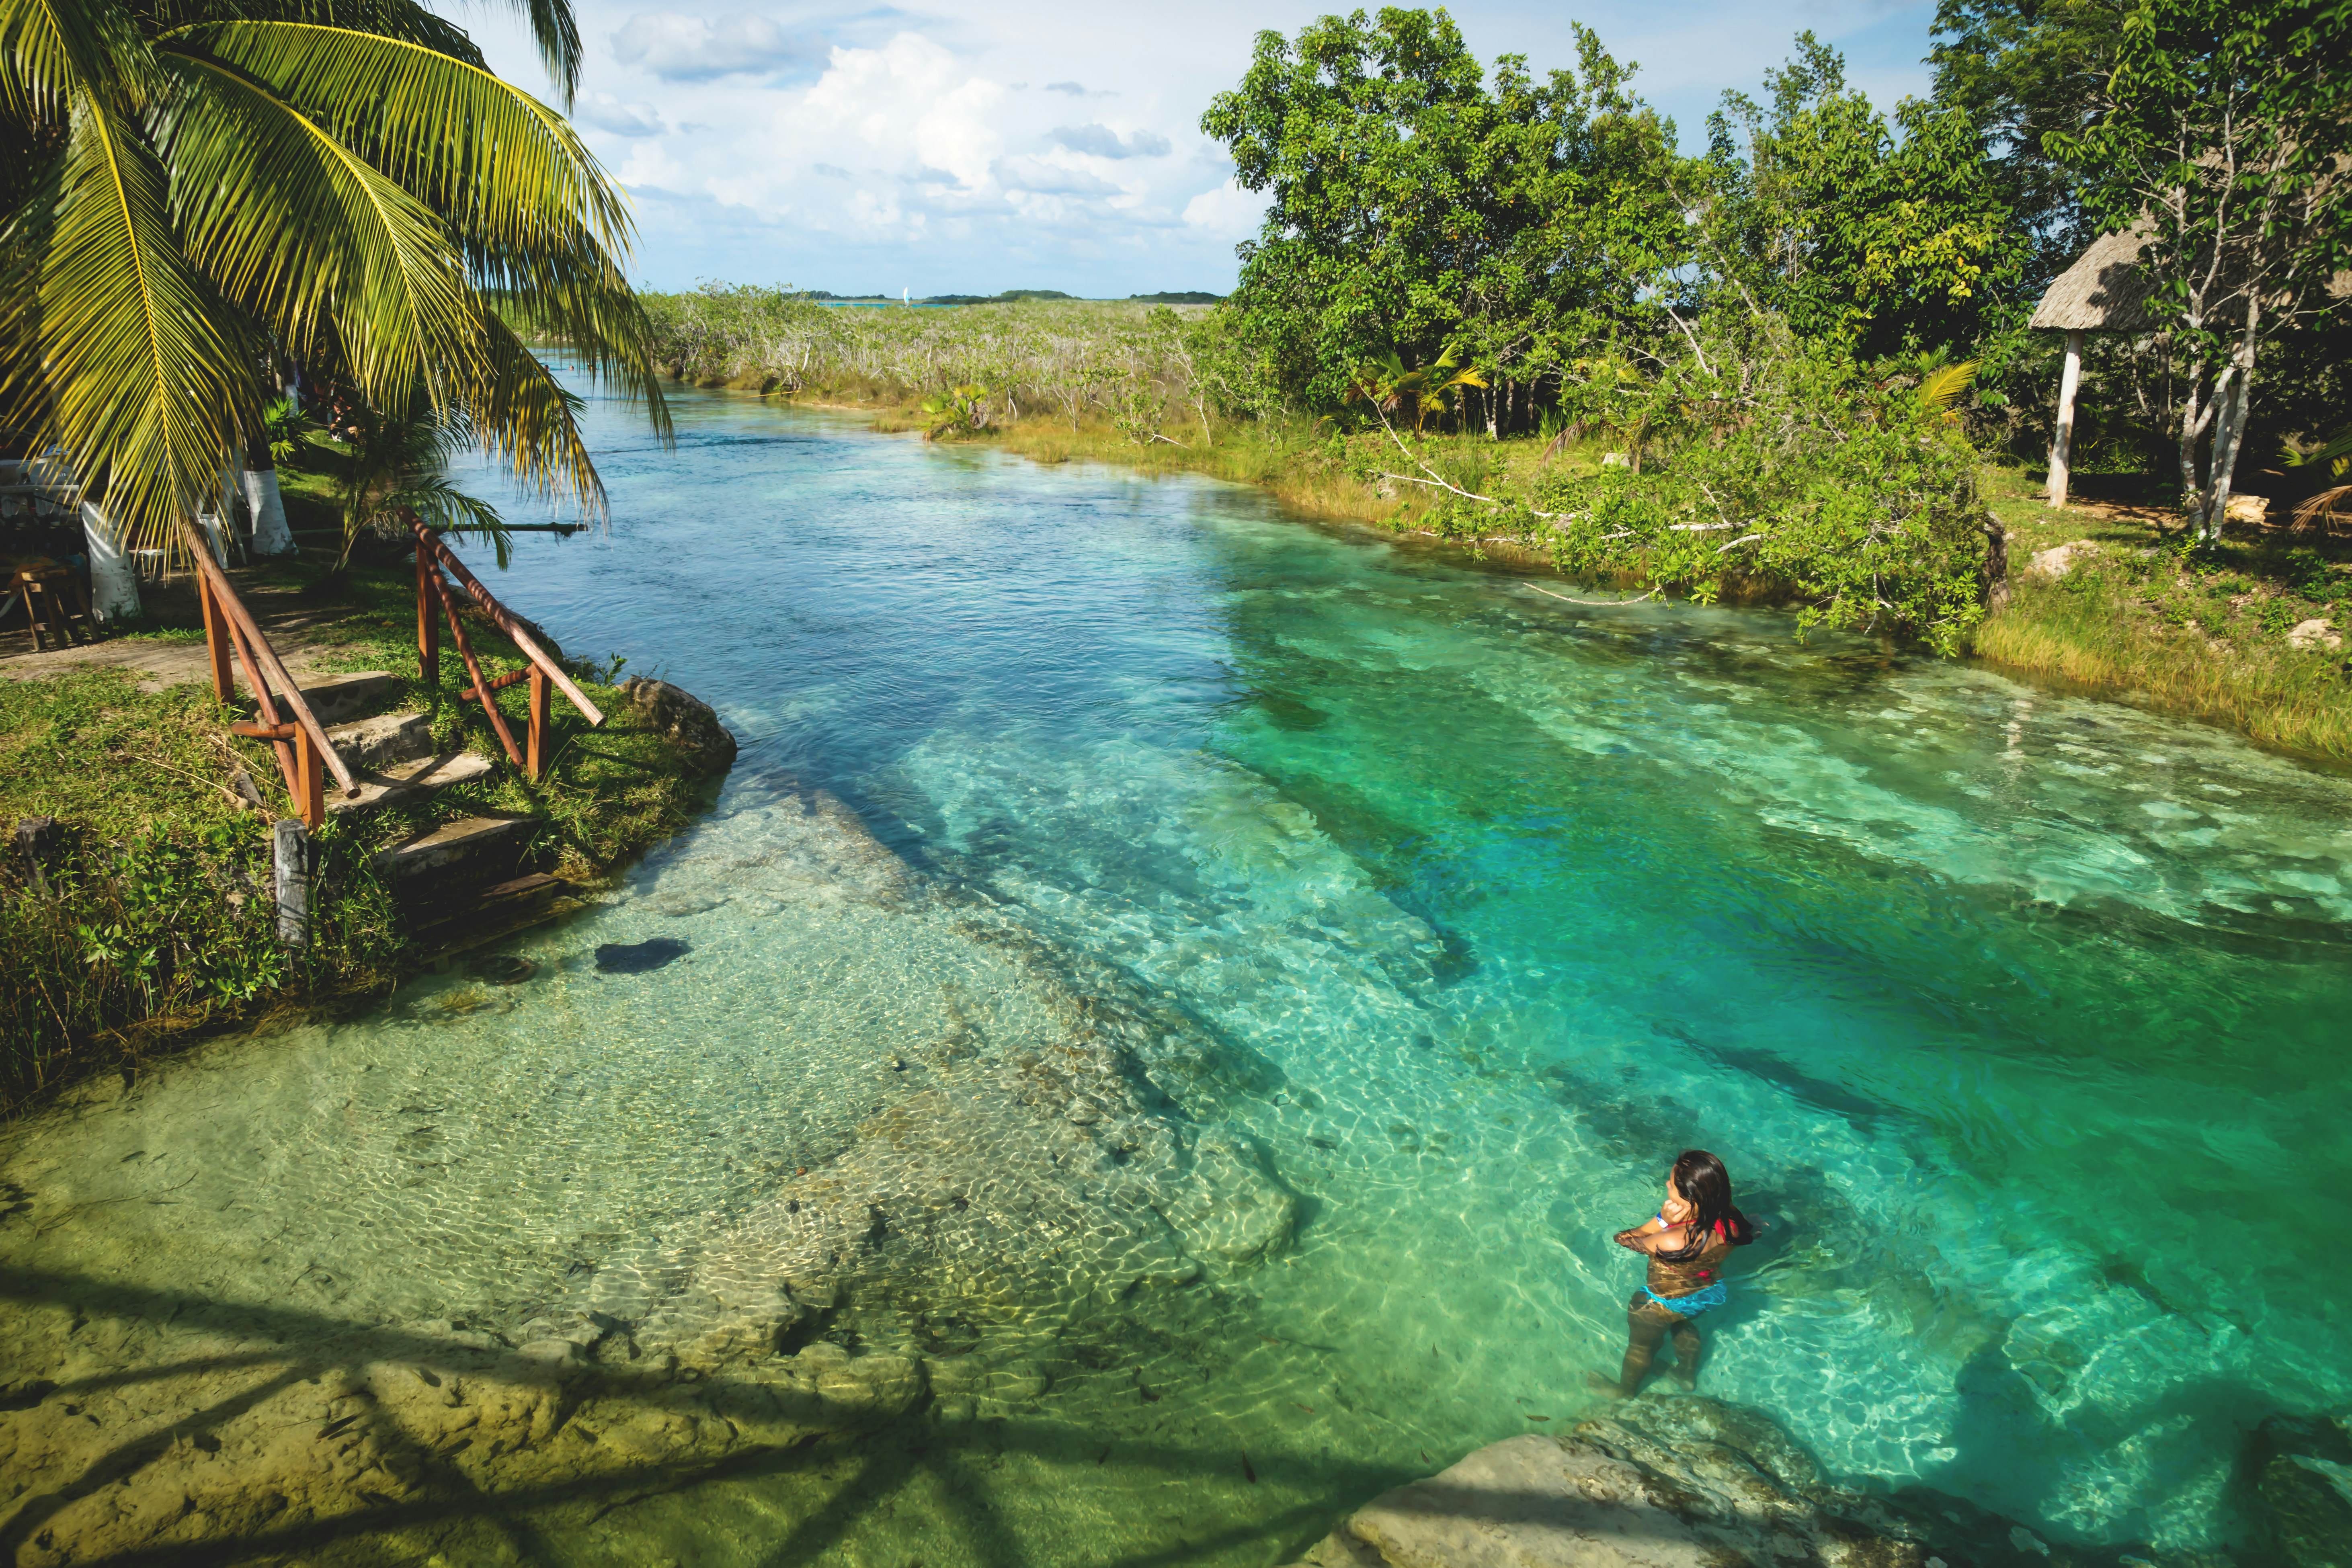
1 541 723 1115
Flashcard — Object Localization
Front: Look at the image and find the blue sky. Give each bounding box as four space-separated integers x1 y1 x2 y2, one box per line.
468 1 1942 297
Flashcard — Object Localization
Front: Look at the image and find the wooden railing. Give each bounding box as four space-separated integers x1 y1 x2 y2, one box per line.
187 513 603 825
405 511 605 779
182 520 356 828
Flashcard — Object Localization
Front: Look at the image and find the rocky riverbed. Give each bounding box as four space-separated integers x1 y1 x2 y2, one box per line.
0 784 1309 1565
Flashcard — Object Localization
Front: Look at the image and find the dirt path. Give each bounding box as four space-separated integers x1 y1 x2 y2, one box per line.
0 574 394 693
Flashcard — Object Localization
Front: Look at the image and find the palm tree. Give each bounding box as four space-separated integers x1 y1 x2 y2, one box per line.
0 0 665 556
1344 346 1487 435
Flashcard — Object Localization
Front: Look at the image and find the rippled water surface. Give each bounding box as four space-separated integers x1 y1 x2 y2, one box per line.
12 383 2352 1562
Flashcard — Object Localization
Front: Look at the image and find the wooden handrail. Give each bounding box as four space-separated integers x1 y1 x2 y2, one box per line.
431 570 526 769
405 513 604 727
179 520 359 797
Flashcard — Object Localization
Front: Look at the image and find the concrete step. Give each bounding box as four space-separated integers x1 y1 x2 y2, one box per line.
326 751 494 816
289 670 397 724
327 709 433 773
372 813 536 893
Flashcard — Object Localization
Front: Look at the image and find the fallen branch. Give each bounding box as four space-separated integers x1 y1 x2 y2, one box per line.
1373 412 1575 521
1526 583 1661 608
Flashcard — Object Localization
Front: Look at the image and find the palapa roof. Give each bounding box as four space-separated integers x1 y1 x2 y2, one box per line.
2030 227 2159 332
2032 221 2352 332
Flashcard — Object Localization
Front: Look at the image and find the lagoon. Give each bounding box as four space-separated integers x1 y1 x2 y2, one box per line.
5 379 2349 1564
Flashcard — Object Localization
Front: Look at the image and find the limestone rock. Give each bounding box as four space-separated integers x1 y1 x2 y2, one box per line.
1282 1398 2192 1568
1154 1129 1298 1267
2250 1412 2352 1568
2027 540 2100 581
2224 494 2269 526
2287 618 2343 652
620 676 739 775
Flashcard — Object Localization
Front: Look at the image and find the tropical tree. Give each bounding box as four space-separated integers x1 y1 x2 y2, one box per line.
316 395 511 569
1201 10 1689 420
1699 33 2031 359
0 0 665 556
2048 0 2352 544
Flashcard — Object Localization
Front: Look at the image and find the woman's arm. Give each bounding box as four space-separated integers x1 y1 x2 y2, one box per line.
1612 1224 1692 1255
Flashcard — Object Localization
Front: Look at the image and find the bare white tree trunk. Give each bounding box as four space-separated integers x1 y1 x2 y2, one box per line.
2196 301 2263 544
80 501 141 621
244 466 295 555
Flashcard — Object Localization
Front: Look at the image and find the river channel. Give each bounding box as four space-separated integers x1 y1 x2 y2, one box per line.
4 380 2350 1564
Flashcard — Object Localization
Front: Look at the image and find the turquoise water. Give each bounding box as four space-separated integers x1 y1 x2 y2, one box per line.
10 382 2352 1562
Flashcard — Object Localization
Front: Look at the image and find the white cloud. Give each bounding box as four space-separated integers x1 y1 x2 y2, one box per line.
1048 123 1170 159
609 12 816 81
1182 180 1263 238
575 90 664 136
995 156 1122 197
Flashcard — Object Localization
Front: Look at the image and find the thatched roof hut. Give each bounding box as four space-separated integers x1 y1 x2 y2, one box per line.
2029 226 2159 333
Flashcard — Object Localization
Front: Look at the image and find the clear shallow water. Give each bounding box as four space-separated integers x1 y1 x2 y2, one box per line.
11 384 2352 1562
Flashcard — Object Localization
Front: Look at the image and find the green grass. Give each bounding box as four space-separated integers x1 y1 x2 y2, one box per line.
1971 463 2352 759
1 548 721 1114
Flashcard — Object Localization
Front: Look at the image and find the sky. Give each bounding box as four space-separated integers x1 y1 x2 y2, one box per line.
465 0 1943 298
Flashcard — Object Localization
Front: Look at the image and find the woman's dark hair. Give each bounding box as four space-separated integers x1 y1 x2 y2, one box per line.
1657 1148 1752 1260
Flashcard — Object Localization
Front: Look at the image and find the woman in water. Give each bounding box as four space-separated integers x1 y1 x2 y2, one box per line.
1590 1148 1753 1398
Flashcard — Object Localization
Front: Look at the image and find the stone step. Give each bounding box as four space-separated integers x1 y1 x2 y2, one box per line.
371 813 536 893
288 670 397 725
326 709 433 773
326 751 494 816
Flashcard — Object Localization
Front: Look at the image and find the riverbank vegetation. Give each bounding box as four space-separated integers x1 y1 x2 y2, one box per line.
641 0 2351 754
0 530 717 1114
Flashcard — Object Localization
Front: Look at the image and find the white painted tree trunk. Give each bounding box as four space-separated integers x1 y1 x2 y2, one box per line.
2046 330 2083 508
80 501 141 621
244 467 295 555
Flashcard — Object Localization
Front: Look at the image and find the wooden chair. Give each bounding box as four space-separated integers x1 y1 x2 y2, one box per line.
8 565 96 651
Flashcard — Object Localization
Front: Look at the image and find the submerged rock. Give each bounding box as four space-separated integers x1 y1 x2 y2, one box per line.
0 785 1319 1566
595 935 692 973
1285 1396 2208 1568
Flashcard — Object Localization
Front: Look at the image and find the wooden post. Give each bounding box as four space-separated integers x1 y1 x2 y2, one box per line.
293 723 326 830
198 572 235 702
416 539 439 689
273 818 311 946
2046 328 2084 508
527 664 551 781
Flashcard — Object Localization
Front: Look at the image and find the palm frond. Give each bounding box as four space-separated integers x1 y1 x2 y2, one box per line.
515 0 580 108
158 50 485 416
1 0 150 121
9 91 255 552
183 24 628 258
1917 359 1979 412
465 308 605 521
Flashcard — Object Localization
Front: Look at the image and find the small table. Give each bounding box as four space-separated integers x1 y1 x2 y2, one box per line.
8 565 96 650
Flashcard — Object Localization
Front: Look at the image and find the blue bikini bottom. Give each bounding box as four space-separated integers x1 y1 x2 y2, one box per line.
1640 1282 1727 1318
